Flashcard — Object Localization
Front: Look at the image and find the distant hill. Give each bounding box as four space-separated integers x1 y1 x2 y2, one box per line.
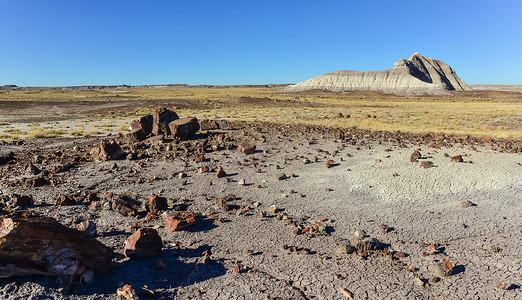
285 52 471 95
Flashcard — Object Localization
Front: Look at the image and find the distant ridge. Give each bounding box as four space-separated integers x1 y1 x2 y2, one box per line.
285 52 472 95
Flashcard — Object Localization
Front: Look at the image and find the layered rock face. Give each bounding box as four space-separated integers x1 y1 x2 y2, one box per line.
285 53 472 94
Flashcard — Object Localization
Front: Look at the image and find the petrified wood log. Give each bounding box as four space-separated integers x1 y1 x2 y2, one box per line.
0 212 113 282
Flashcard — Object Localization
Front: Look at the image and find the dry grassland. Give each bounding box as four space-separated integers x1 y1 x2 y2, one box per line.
0 86 520 140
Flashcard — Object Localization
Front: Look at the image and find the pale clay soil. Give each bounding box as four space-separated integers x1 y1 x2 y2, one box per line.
0 124 520 300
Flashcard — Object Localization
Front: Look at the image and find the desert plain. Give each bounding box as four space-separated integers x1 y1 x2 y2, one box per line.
0 85 521 299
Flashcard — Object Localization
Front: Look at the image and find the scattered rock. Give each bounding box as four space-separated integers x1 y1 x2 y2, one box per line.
163 211 196 231
0 152 15 165
148 194 168 214
337 244 357 255
55 195 76 206
123 228 163 259
76 220 97 237
216 166 227 178
420 161 434 168
111 194 140 217
215 198 230 211
451 155 464 162
461 200 475 208
497 282 514 290
325 160 334 168
434 258 454 277
11 195 34 208
356 237 385 252
410 150 421 162
90 139 124 161
238 143 256 155
277 173 287 180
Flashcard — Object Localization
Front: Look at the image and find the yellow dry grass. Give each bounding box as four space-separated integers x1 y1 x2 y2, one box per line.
1 86 520 140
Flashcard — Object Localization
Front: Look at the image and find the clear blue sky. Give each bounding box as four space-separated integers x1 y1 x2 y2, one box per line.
1 0 521 86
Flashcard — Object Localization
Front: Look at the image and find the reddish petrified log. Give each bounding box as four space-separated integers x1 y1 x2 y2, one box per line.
0 212 112 282
123 228 163 259
163 211 196 232
152 107 179 136
168 117 199 140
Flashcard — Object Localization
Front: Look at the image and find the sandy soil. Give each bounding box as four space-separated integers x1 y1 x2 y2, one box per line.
0 122 520 299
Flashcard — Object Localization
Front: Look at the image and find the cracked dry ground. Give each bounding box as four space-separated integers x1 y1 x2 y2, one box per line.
0 122 521 299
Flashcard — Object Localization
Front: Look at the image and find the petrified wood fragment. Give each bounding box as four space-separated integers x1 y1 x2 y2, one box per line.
163 211 196 232
0 212 112 282
123 228 163 259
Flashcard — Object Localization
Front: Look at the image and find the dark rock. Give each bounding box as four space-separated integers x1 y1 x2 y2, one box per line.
55 195 76 206
125 128 147 143
12 195 34 208
25 164 41 175
216 166 226 178
148 194 168 214
169 117 199 140
90 140 124 161
130 115 153 136
111 194 139 217
123 228 163 259
0 152 15 165
238 143 256 155
199 119 219 131
152 107 179 136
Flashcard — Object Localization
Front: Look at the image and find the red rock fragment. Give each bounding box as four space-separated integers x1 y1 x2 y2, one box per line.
148 194 168 214
198 166 209 173
216 166 226 178
325 160 334 168
451 155 464 162
55 194 76 206
163 211 196 231
238 144 256 155
410 150 421 162
123 228 163 259
420 161 434 168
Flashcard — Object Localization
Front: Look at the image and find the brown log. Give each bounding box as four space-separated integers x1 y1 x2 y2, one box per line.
0 212 113 282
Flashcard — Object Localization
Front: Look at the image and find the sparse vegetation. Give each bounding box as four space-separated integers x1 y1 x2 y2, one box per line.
26 128 66 139
0 86 520 139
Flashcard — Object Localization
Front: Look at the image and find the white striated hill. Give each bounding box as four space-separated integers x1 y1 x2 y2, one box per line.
285 52 472 94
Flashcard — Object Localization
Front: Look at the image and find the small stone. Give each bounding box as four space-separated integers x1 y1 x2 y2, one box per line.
178 172 186 179
216 166 227 178
410 150 421 162
238 179 246 186
461 200 475 208
420 161 434 168
496 282 514 290
337 245 357 255
325 160 334 168
451 155 464 162
77 220 97 236
277 173 286 180
434 258 454 277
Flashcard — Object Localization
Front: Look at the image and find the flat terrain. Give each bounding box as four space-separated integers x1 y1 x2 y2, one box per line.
1 85 521 140
0 86 521 299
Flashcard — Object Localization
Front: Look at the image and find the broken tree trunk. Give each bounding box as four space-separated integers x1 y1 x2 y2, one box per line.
0 211 113 283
